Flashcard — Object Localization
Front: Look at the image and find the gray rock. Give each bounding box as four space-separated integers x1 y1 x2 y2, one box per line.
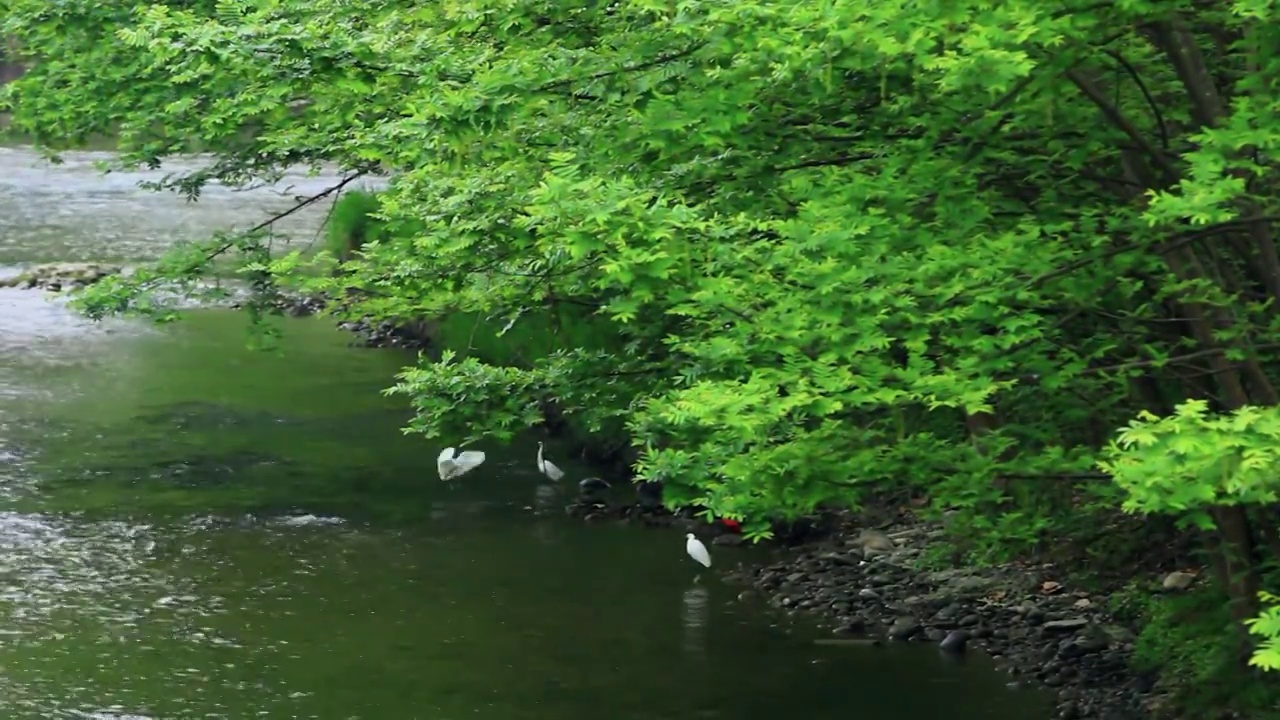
1161 571 1195 591
712 534 744 547
1057 635 1108 659
856 529 896 552
1098 624 1135 645
950 576 1001 597
6 262 120 292
887 617 921 641
923 569 1003 598
1042 618 1089 633
819 551 858 566
933 604 959 622
940 629 970 652
833 618 866 635
578 477 610 492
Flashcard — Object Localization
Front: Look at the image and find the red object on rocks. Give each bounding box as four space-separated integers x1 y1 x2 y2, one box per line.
720 518 742 533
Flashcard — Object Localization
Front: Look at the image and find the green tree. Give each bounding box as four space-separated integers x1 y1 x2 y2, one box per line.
6 0 1280 688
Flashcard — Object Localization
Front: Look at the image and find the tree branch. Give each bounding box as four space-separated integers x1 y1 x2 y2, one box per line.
193 171 367 267
1103 49 1170 149
1082 342 1280 376
1028 215 1280 288
537 43 707 93
774 153 878 173
1065 67 1181 183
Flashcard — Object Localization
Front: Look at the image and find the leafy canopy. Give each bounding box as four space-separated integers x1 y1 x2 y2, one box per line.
6 0 1280 544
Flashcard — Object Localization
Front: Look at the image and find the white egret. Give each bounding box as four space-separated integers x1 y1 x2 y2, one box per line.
536 441 565 481
686 533 712 568
437 447 486 481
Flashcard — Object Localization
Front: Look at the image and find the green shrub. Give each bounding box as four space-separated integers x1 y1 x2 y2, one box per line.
323 190 385 261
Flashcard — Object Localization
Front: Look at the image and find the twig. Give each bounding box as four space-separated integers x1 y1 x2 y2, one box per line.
1103 49 1170 149
998 472 1112 481
130 172 367 294
1081 342 1280 375
537 43 707 93
1065 68 1181 182
195 171 368 268
774 153 878 173
1028 215 1280 288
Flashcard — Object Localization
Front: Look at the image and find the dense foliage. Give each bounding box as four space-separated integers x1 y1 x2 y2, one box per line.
6 0 1280 707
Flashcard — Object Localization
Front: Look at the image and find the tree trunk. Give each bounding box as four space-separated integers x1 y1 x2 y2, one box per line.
1209 505 1262 663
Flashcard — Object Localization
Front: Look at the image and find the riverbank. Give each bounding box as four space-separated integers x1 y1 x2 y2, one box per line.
92 286 1203 720
283 293 644 479
734 520 1167 720
4 278 1217 718
564 492 1213 720
310 299 1172 719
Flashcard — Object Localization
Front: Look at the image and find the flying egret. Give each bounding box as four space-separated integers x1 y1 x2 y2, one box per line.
437 447 486 481
686 533 712 568
536 441 565 481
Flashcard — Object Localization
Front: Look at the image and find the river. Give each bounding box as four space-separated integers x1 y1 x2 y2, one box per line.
0 146 1051 719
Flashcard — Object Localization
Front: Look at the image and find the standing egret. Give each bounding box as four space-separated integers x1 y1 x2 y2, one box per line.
686 533 712 568
437 447 486 481
536 442 565 481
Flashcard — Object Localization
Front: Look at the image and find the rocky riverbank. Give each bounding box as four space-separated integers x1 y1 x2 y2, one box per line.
15 264 1189 719
0 262 121 291
272 286 1200 720
261 293 432 350
565 493 1201 720
734 525 1177 720
2 267 429 353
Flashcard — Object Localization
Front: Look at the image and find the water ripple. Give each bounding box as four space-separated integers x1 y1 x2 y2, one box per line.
0 513 179 632
0 147 380 266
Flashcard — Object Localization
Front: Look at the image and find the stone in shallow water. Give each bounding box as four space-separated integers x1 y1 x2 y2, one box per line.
0 262 122 291
887 617 920 640
940 629 970 652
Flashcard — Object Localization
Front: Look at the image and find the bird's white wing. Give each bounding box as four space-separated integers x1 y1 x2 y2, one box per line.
543 459 565 481
437 447 457 481
453 450 486 476
687 538 712 567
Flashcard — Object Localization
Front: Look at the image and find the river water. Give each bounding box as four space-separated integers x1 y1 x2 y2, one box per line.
0 146 1051 719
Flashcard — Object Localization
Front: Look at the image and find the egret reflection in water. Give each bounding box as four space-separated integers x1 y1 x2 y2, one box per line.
533 483 558 515
682 585 710 659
